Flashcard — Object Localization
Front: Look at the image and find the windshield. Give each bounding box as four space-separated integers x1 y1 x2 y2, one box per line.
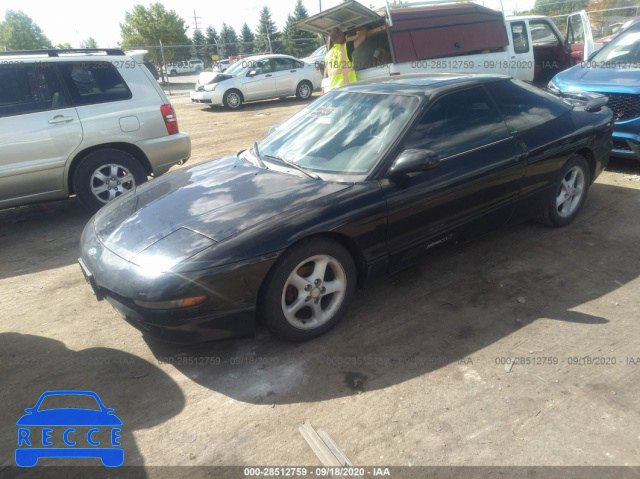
591 28 640 63
258 91 420 175
225 61 251 77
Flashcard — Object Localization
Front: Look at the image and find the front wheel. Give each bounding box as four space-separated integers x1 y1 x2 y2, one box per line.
73 149 148 212
538 155 590 227
258 237 356 341
223 89 243 110
296 81 313 101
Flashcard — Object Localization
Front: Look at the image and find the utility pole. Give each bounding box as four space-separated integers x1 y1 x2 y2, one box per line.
191 10 202 31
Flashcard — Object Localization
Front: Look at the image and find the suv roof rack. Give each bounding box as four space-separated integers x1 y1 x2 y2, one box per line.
0 48 126 57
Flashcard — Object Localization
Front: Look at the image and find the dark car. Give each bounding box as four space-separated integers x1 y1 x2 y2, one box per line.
550 21 640 158
78 74 612 343
143 61 159 81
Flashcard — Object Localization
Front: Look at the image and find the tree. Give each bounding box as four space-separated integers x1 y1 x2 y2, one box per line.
219 22 239 58
191 28 206 60
282 0 320 57
532 0 589 16
80 37 98 48
0 10 52 50
120 3 190 64
204 26 219 62
254 6 279 53
55 42 73 49
239 23 255 55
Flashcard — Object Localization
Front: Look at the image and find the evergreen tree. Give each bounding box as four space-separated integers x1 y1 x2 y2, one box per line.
191 28 206 60
219 22 239 58
240 23 255 55
282 0 320 57
254 6 279 53
204 26 219 61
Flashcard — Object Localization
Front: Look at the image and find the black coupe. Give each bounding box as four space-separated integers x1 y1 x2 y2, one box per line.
78 74 613 343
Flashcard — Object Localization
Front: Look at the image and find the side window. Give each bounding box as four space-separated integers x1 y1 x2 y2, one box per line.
530 20 560 44
568 15 585 44
485 79 571 133
253 59 273 75
511 21 529 54
272 58 294 72
58 62 131 106
404 87 510 159
0 64 70 117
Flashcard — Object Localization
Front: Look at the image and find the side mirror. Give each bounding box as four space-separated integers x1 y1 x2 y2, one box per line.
388 149 440 176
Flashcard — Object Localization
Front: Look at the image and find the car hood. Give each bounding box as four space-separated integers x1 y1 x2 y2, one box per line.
93 156 353 262
554 64 640 94
198 72 233 86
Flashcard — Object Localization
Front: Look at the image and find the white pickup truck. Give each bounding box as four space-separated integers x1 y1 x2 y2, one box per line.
296 1 595 89
162 59 205 76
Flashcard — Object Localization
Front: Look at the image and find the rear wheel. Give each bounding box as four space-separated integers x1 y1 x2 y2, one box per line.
296 81 313 101
538 155 590 227
73 149 147 212
258 237 356 341
223 89 243 110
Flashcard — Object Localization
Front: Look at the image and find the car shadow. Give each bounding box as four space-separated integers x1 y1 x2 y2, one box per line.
0 333 185 477
0 199 92 281
143 181 639 405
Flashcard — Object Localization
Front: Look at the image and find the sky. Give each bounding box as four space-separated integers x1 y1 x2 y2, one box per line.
3 0 536 48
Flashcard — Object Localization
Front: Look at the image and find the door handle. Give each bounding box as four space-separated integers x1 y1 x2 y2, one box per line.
290 70 297 72
48 115 74 124
516 152 529 161
265 74 272 77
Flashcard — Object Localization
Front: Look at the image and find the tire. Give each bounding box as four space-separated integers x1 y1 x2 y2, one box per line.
258 237 357 341
194 67 202 74
538 155 590 227
73 149 148 212
296 81 313 101
170 69 177 77
223 89 243 110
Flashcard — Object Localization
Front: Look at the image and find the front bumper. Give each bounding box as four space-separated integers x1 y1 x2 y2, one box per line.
611 128 640 158
190 89 224 106
78 221 277 343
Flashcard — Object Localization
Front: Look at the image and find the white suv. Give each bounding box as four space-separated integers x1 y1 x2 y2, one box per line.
0 48 191 211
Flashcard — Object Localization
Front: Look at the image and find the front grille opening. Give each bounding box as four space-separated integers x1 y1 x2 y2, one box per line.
604 93 640 121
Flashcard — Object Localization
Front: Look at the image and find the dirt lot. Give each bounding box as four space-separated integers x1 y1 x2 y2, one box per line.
1 92 640 478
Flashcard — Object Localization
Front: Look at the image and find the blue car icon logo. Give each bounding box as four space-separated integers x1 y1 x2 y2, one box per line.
16 390 123 467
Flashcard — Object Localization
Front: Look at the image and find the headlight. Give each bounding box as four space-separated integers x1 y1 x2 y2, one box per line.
130 228 216 275
204 83 217 92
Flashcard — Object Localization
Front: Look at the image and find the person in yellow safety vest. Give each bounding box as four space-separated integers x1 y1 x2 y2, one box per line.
323 27 367 93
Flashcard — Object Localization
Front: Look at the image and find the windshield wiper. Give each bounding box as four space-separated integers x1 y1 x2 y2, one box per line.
251 142 267 169
264 154 320 180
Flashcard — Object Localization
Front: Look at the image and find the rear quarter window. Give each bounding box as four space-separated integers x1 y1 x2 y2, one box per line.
58 61 132 106
485 79 571 133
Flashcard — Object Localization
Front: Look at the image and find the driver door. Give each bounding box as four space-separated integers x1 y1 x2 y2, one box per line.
566 10 595 63
380 86 524 273
242 59 276 101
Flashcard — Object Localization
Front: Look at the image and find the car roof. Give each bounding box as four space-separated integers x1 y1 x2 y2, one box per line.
240 53 298 61
340 73 512 97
